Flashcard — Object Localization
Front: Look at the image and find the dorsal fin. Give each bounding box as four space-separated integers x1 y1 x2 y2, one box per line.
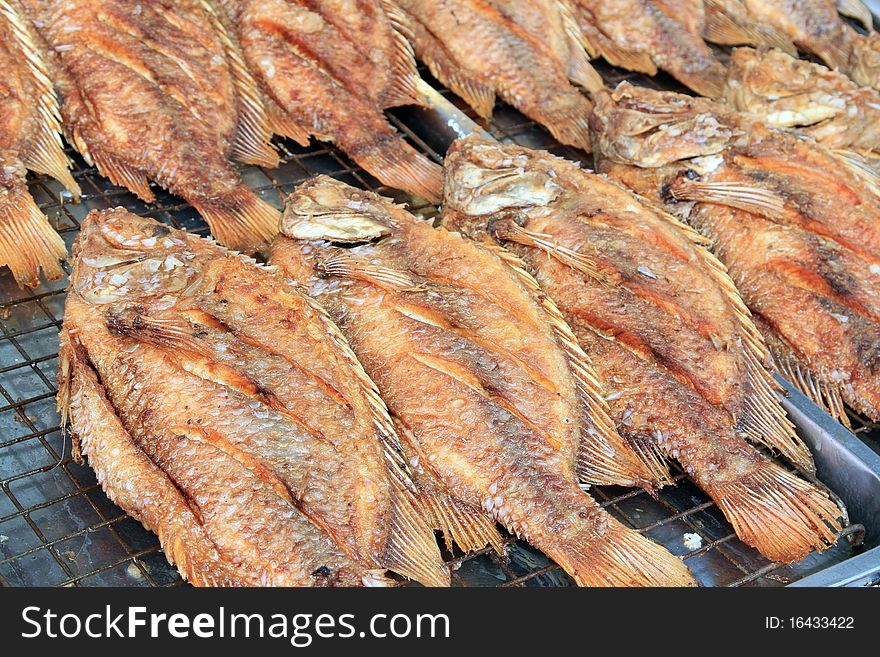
377 0 430 109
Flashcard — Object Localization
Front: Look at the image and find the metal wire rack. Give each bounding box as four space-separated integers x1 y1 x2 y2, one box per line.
0 67 873 587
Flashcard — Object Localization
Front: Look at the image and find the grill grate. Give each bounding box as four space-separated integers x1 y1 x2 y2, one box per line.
0 69 872 587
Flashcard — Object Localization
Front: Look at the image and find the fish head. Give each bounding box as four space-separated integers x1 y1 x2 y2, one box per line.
280 175 395 244
849 33 880 91
442 136 563 236
70 208 198 305
590 84 737 169
725 48 844 128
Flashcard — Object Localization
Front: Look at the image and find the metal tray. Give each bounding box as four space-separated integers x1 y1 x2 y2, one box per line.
1 59 879 587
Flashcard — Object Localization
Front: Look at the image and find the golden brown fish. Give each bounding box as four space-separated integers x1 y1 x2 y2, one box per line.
591 82 880 425
441 136 844 563
58 207 448 587
707 0 880 87
725 47 880 155
0 0 79 286
392 0 599 152
568 0 728 98
26 0 280 253
218 0 443 203
270 176 696 587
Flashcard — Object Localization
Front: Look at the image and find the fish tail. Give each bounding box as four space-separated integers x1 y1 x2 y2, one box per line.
708 460 843 563
672 64 727 100
537 96 594 152
192 185 280 254
382 480 451 587
349 135 443 203
551 514 697 587
0 184 66 287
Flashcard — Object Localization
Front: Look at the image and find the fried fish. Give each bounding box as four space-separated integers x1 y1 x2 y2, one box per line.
391 0 599 152
218 0 443 203
26 0 280 253
0 0 79 286
270 176 696 586
591 82 880 425
58 207 448 587
568 0 729 98
725 47 880 155
705 0 880 89
441 136 843 563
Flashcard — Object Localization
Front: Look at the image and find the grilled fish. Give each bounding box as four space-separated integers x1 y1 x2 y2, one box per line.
218 0 443 203
725 47 880 155
0 0 79 286
270 176 696 586
391 0 599 152
591 82 880 425
568 0 728 98
442 136 843 563
58 207 448 587
26 0 280 253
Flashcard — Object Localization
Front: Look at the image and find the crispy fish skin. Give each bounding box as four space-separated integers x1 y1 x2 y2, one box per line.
26 0 280 253
569 0 728 98
0 0 79 286
590 82 880 425
441 136 844 563
393 0 597 151
58 207 448 587
270 176 696 586
219 0 443 203
725 47 880 154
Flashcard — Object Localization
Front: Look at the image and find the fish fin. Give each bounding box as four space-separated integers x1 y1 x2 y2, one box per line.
556 0 604 93
0 0 80 197
350 134 443 203
266 101 313 147
837 0 874 31
671 179 787 221
773 350 852 429
741 353 815 472
492 220 609 283
191 186 280 253
318 250 424 292
560 515 697 586
702 0 797 54
674 223 814 472
445 71 496 119
595 39 657 75
104 309 215 358
90 149 155 203
384 478 451 586
201 0 279 168
392 415 504 555
477 238 662 489
674 66 727 100
710 460 842 563
0 184 66 287
830 148 880 196
377 0 429 109
422 490 504 555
